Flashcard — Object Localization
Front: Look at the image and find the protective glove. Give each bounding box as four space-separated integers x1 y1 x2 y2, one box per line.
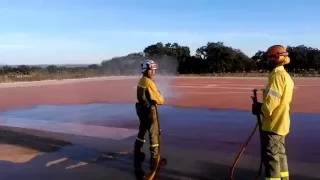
252 102 262 115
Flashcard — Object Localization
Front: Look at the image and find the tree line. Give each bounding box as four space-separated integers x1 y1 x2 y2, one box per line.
1 42 320 78
101 42 320 75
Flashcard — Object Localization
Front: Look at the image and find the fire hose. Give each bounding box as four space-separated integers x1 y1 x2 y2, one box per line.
229 89 264 180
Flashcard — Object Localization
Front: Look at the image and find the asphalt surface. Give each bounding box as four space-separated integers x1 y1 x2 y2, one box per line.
0 103 319 180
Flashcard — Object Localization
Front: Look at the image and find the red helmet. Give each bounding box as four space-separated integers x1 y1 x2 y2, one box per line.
266 45 290 65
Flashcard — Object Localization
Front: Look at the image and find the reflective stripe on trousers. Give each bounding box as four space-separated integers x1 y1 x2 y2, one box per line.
265 171 289 180
150 144 159 148
135 103 160 159
262 131 289 180
136 137 146 143
281 171 289 177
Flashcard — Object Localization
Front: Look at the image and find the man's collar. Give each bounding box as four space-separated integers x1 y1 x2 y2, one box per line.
273 65 285 73
142 75 153 80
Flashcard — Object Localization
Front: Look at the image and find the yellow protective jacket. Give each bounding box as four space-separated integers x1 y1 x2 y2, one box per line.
137 76 164 106
261 66 294 136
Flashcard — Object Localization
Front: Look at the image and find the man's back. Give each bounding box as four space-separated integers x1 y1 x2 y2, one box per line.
137 76 164 106
261 66 294 136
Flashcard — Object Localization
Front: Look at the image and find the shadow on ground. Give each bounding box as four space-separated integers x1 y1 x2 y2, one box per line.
108 154 320 180
0 128 72 153
0 129 318 180
83 151 319 180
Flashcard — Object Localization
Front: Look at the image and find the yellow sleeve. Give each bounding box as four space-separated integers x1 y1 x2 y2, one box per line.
261 73 285 117
147 80 164 105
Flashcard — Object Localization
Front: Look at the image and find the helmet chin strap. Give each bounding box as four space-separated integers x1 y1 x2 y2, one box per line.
142 70 154 79
142 71 148 76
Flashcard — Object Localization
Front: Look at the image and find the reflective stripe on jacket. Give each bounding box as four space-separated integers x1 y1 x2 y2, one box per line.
261 66 294 136
137 76 164 106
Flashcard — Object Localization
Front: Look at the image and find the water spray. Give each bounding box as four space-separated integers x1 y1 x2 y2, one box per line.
154 56 181 99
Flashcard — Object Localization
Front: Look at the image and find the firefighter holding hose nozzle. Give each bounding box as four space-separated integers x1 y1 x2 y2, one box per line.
134 59 167 173
252 45 294 180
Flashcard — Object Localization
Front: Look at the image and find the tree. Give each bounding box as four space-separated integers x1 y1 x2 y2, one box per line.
47 65 59 74
195 42 254 73
1 66 13 75
251 50 267 71
17 65 31 75
88 64 100 70
143 42 191 74
2 41 320 79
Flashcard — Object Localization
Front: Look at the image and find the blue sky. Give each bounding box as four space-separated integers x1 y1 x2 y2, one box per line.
1 0 320 65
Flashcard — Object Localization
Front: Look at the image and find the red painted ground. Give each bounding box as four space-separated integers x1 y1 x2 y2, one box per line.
0 77 319 113
0 77 319 180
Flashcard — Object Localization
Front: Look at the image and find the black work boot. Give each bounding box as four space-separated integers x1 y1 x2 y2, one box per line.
134 151 146 180
134 151 145 167
149 157 167 171
134 140 145 168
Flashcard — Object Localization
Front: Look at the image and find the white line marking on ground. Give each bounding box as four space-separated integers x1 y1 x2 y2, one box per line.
172 85 202 88
207 84 265 87
173 84 264 89
205 84 218 87
46 158 69 167
65 162 88 169
0 118 138 140
142 83 302 91
208 87 256 90
0 76 139 88
182 92 252 95
295 85 320 87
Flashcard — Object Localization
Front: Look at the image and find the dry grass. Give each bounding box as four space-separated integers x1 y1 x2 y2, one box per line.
0 72 104 83
179 72 320 77
0 72 319 83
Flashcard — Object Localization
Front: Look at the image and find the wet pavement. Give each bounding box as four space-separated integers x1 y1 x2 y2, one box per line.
0 103 319 180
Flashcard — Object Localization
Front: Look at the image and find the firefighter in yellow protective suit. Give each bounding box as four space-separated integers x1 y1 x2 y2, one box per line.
134 59 166 171
252 45 294 180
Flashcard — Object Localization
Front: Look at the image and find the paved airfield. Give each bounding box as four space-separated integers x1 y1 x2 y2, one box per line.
0 103 319 180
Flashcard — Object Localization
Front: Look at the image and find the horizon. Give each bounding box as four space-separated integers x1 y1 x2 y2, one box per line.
1 0 320 65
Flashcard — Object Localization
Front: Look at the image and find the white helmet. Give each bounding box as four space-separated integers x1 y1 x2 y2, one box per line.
141 59 157 73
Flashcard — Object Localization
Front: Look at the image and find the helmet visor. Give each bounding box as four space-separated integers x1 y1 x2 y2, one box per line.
149 63 157 70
